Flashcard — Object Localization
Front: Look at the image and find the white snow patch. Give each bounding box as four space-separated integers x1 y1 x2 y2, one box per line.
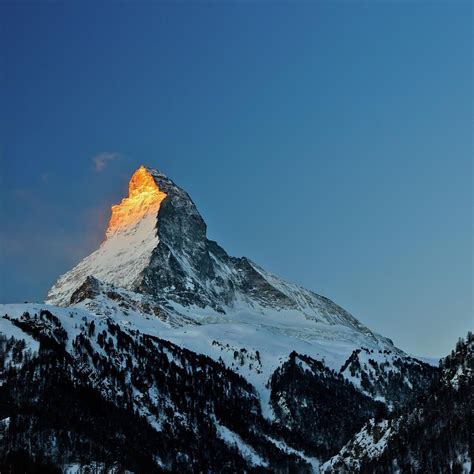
265 435 320 472
0 316 40 367
213 417 268 467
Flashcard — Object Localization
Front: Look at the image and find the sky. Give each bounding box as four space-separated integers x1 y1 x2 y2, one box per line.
1 1 472 358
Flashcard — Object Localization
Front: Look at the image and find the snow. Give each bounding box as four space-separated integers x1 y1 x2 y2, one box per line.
265 435 320 472
63 463 82 474
338 347 433 406
157 316 384 419
46 212 159 306
1 288 406 424
1 293 398 423
321 419 393 472
213 417 268 467
450 364 469 390
0 417 10 429
0 316 40 367
249 260 372 333
0 301 387 447
0 297 446 473
462 458 472 474
63 462 129 474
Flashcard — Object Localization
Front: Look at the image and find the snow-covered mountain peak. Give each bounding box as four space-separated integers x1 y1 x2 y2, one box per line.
45 166 203 306
46 166 396 355
106 165 167 238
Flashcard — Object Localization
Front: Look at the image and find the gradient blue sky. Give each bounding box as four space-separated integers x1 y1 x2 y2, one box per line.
1 2 472 357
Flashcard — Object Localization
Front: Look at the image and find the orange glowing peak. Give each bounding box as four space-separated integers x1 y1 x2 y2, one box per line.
106 166 167 237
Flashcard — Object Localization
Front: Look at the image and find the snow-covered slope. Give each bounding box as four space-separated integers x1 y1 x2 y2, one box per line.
339 347 437 409
0 305 290 471
64 278 394 420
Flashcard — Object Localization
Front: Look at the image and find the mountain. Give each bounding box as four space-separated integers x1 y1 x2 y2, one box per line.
321 333 473 473
44 166 435 415
0 166 447 472
46 167 391 347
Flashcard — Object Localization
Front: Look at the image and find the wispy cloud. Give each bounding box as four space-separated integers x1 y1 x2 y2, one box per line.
93 152 120 172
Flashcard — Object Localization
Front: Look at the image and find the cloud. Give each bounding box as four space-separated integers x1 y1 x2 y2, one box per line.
93 152 120 172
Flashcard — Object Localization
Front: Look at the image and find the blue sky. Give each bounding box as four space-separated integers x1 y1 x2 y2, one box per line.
1 2 472 357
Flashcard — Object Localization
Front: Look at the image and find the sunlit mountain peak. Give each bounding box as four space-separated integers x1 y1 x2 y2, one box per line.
106 166 167 237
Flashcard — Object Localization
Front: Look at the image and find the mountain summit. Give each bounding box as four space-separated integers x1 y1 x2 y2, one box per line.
107 165 167 237
46 166 209 308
